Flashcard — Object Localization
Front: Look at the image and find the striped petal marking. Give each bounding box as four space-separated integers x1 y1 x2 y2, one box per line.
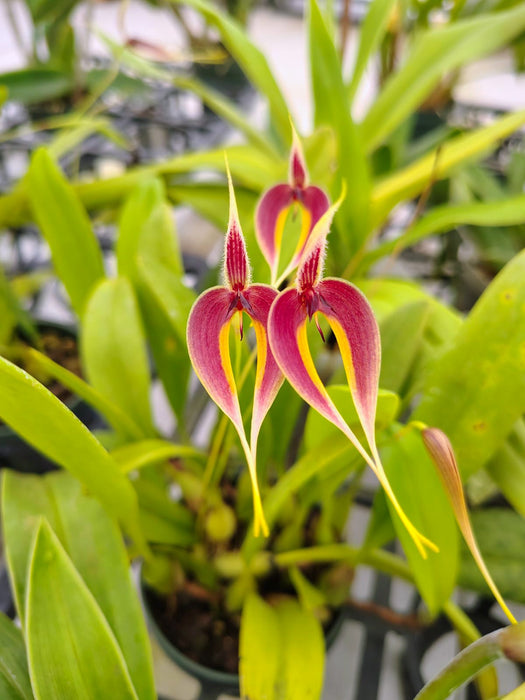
187 176 283 537
255 128 329 284
268 234 437 558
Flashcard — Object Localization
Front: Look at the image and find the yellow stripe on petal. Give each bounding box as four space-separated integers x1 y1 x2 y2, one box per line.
272 206 292 284
218 316 239 412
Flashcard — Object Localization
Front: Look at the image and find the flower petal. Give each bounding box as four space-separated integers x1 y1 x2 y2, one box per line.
289 123 308 189
224 164 250 290
187 286 269 537
255 184 294 282
244 284 284 452
268 285 437 557
187 287 243 434
316 278 380 453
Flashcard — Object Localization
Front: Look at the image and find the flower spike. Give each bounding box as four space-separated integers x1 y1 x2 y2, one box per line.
187 170 283 536
422 427 517 624
268 201 437 558
255 124 330 284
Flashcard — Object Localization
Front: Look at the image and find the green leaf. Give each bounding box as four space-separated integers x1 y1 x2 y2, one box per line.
240 594 280 700
347 0 397 104
0 85 7 108
0 356 145 553
486 420 525 518
111 439 203 473
458 509 525 604
26 520 139 700
23 347 144 441
0 69 73 105
277 598 325 700
0 613 32 700
2 471 156 699
361 194 525 272
82 277 154 436
414 249 525 479
135 229 195 425
362 3 525 150
382 429 459 615
171 0 290 149
371 110 525 227
308 0 371 256
26 149 105 317
117 178 165 280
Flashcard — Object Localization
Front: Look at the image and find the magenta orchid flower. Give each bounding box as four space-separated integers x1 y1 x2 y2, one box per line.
187 174 283 537
255 127 330 285
268 205 438 558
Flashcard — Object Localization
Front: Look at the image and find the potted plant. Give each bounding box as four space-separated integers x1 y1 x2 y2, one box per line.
1 0 525 694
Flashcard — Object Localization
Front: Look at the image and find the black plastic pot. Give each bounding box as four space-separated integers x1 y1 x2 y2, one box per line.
0 320 102 474
141 576 346 700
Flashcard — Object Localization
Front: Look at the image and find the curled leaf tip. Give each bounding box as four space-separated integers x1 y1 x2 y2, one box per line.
422 427 517 625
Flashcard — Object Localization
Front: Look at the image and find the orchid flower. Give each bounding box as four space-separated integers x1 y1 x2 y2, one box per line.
187 172 283 537
255 126 330 285
268 204 438 558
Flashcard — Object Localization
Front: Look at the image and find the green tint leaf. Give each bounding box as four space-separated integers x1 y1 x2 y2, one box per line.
111 439 203 473
171 0 290 149
347 0 396 104
24 348 143 440
458 509 525 604
371 111 525 227
362 195 525 271
240 594 280 700
117 177 165 280
382 429 459 615
0 613 32 700
82 277 154 436
0 69 73 105
26 521 139 700
486 420 525 518
2 471 155 699
0 357 145 552
277 598 325 700
414 249 525 478
362 4 525 150
27 149 105 317
309 0 371 256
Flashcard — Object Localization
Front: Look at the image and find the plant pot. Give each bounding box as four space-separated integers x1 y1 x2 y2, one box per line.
0 320 102 474
141 575 346 700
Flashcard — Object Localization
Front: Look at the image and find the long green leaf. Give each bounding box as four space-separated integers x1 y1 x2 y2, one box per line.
0 145 283 230
382 429 459 615
371 110 525 227
26 520 139 700
309 0 371 255
26 149 105 318
486 420 525 518
171 0 290 149
111 439 203 473
0 69 73 105
117 178 165 280
0 357 145 552
0 613 32 700
82 277 155 437
277 599 325 700
24 348 144 440
414 249 525 478
2 471 156 700
361 194 525 271
346 0 397 104
362 3 525 150
240 595 280 700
